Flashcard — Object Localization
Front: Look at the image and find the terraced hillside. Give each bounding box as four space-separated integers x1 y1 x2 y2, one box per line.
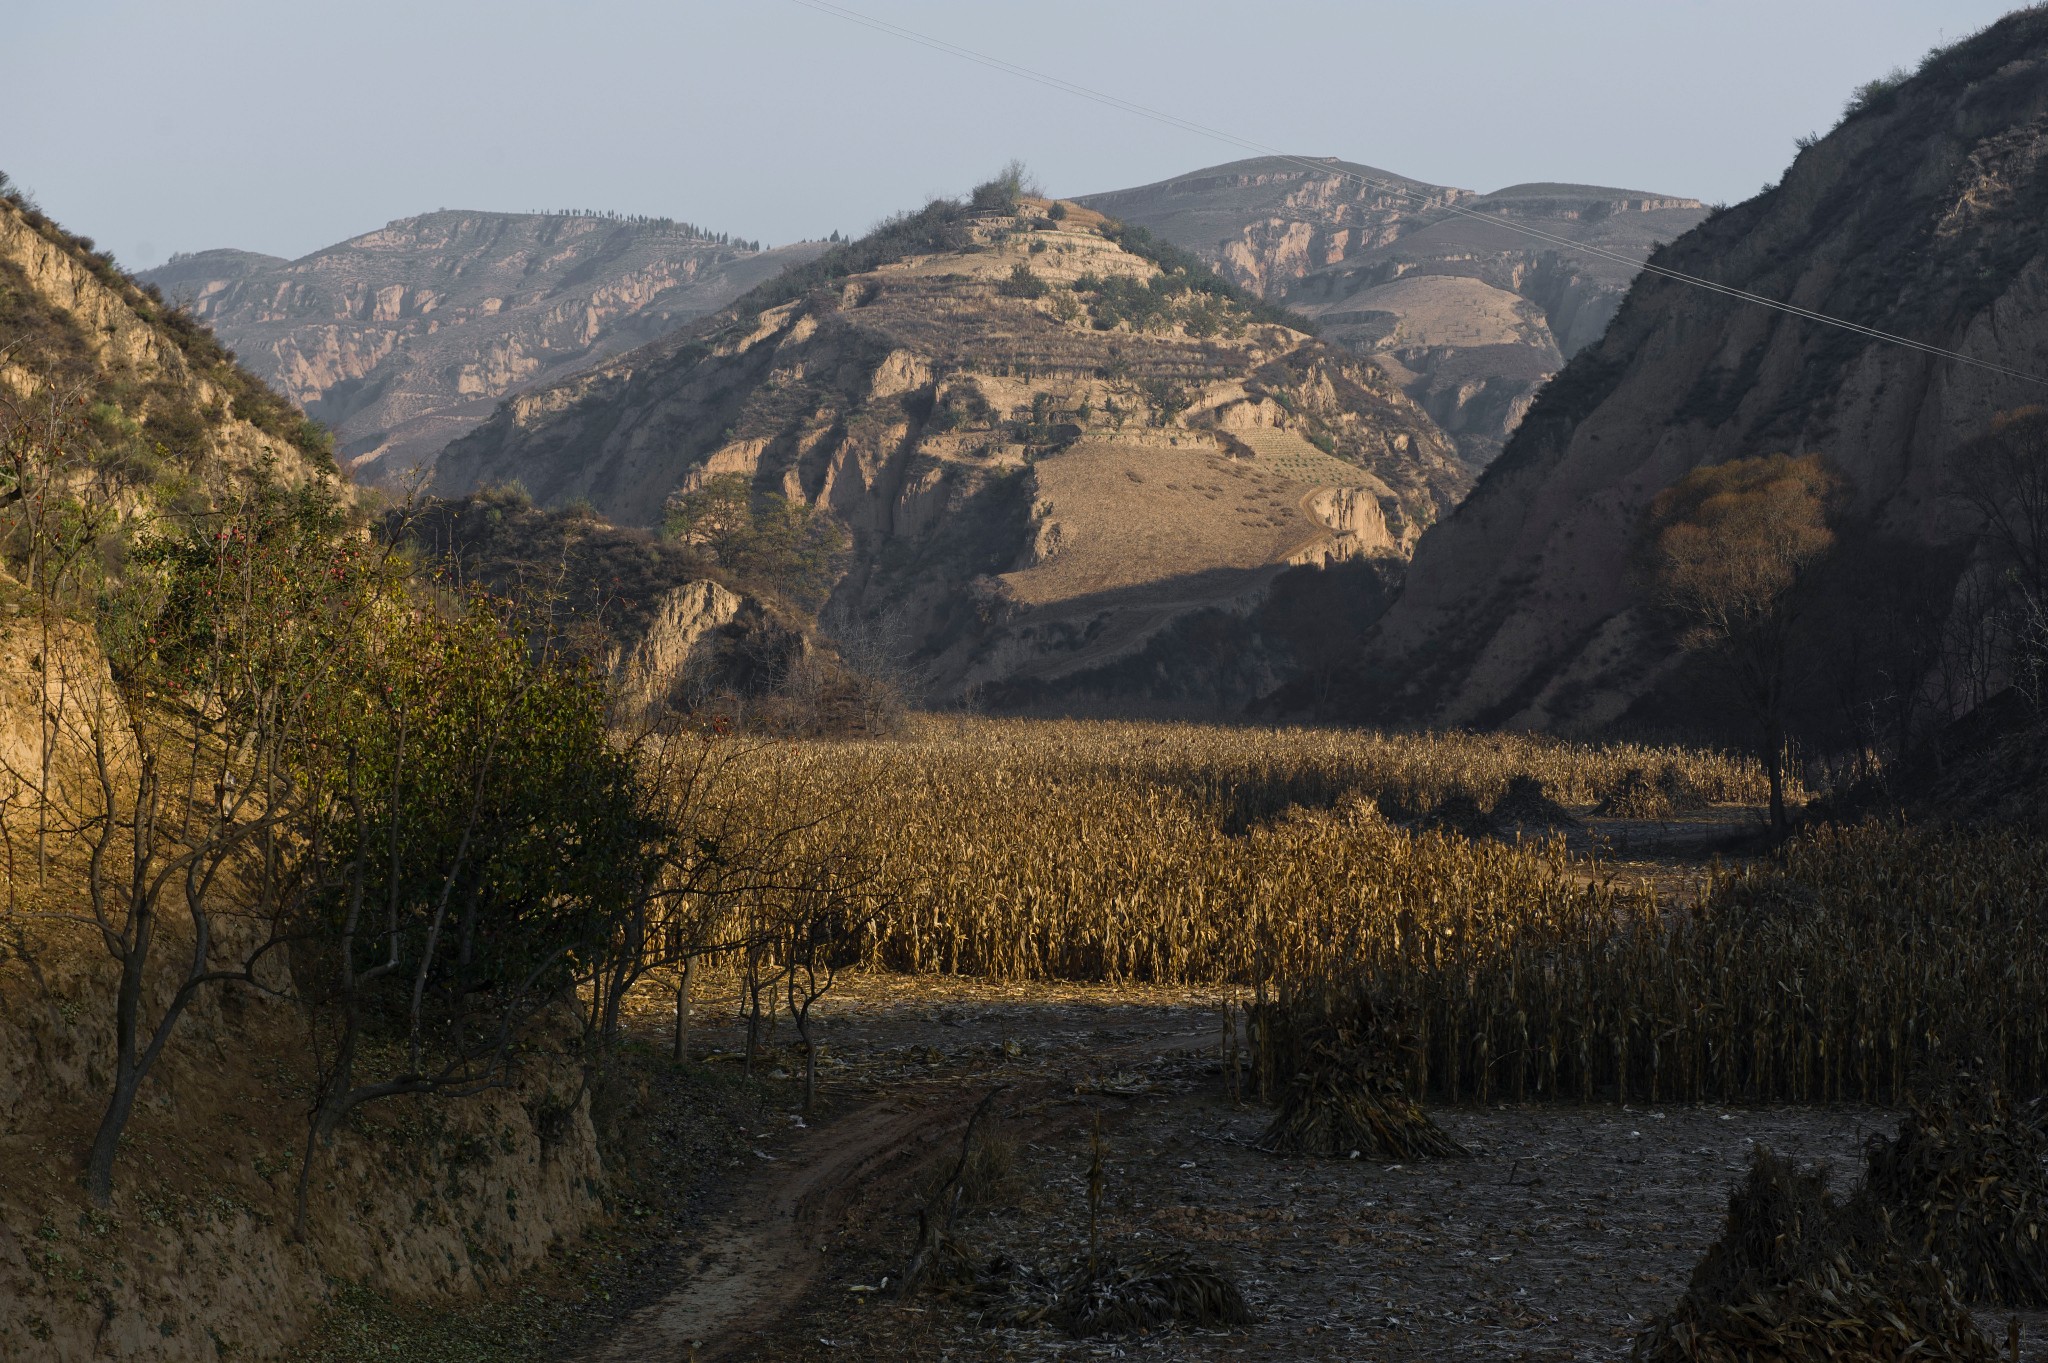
1081 159 1707 464
433 192 1466 708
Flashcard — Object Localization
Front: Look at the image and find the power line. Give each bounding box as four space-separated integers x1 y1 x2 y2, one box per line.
787 0 2046 387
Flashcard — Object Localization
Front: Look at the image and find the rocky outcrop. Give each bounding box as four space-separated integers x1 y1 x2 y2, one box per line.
607 579 750 719
433 196 1464 709
391 492 824 728
141 213 826 482
1365 11 2048 736
604 578 816 726
1079 159 1706 464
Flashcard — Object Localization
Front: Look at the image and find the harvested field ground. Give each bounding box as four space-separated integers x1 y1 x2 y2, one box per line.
1010 440 1338 607
1229 429 1397 495
573 972 2048 1362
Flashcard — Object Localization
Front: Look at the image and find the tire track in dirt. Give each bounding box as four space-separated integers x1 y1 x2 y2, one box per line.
575 1014 1214 1363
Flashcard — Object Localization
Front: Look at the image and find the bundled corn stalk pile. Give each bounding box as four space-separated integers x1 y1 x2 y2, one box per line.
1489 773 1580 830
1859 1082 2048 1306
1594 763 1710 819
1251 990 1465 1159
1632 1148 1999 1363
1421 788 1497 837
943 1108 1255 1340
972 1249 1255 1337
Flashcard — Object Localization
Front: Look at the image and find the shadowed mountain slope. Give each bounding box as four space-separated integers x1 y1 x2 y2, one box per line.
1363 9 2048 738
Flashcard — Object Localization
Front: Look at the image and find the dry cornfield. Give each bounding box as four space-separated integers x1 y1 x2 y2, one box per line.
696 717 2048 1107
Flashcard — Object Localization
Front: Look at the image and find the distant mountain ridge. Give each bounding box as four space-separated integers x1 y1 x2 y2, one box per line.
1078 158 1707 464
141 211 825 482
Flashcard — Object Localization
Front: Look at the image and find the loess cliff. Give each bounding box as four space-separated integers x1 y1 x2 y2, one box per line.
432 195 1466 709
0 187 332 481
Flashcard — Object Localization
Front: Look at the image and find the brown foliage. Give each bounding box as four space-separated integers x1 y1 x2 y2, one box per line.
1650 453 1839 645
1648 453 1839 829
1632 1147 1998 1363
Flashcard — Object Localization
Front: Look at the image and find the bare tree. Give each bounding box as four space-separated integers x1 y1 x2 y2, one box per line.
2 371 371 1205
1950 408 2048 706
578 719 877 1078
774 839 880 1105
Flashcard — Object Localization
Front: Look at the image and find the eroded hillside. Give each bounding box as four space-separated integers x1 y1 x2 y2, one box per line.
0 183 333 480
1366 10 2048 737
141 212 825 482
1079 158 1706 464
434 193 1466 707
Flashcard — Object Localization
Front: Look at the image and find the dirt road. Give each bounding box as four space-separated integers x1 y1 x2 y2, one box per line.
577 995 1217 1361
574 979 2012 1363
578 1091 974 1361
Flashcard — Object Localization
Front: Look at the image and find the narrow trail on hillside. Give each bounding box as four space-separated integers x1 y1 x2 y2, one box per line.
574 1010 1213 1363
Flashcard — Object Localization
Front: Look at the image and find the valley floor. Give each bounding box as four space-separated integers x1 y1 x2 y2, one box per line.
558 973 2048 1363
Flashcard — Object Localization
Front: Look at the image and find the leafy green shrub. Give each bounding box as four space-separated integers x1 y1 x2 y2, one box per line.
721 197 973 322
287 573 653 1203
926 382 993 434
999 263 1048 299
970 160 1033 213
142 400 208 458
1098 220 1313 333
1139 379 1191 426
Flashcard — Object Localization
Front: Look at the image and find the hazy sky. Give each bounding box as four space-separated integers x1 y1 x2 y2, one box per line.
2 0 2023 271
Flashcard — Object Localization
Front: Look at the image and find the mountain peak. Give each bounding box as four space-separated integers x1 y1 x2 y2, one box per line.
1077 156 1708 465
1363 4 2048 738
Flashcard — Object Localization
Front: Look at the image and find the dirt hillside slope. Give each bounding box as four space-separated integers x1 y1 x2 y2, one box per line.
0 186 626 1363
1 181 333 481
